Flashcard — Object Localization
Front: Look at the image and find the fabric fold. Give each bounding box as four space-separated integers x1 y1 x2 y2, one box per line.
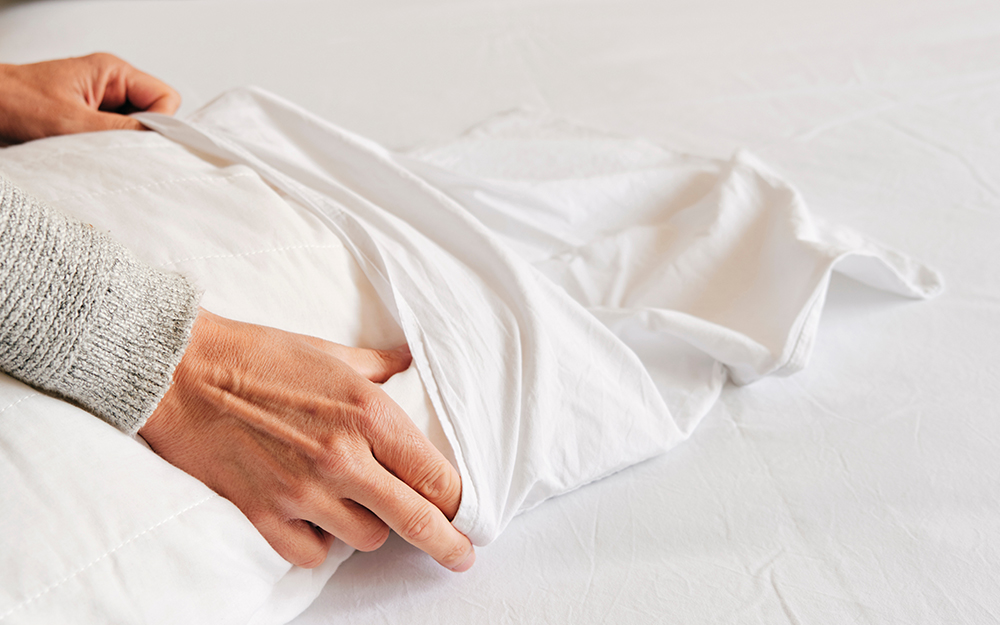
137 89 940 544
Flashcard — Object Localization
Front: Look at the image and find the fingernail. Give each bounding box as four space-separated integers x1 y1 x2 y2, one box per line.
450 548 476 573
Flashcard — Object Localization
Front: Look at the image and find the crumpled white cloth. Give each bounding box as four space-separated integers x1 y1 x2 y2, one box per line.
138 88 941 545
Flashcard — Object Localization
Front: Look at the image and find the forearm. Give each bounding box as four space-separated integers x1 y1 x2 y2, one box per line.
0 176 200 434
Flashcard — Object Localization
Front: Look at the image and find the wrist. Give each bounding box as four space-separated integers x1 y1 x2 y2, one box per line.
139 309 218 440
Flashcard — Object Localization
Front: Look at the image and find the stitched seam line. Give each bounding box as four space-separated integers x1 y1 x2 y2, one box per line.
158 244 344 268
0 142 178 167
46 172 255 203
0 494 216 620
0 143 176 167
0 393 37 416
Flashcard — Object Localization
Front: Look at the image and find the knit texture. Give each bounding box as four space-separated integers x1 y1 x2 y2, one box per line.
0 176 200 435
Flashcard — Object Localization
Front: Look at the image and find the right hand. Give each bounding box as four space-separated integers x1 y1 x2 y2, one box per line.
138 309 475 572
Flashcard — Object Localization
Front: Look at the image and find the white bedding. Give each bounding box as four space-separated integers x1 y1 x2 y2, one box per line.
1 0 998 623
137 88 937 546
0 85 935 623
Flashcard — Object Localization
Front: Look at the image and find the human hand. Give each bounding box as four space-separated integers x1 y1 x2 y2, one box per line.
138 310 475 572
0 52 180 145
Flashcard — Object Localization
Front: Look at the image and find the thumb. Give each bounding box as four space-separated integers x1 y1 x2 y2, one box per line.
333 344 413 383
71 109 147 133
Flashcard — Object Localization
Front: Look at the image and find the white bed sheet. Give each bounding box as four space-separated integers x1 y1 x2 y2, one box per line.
1 0 997 623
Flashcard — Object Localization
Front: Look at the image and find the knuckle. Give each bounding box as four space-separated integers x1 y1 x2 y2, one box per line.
354 389 380 416
293 545 328 569
282 480 318 511
355 392 389 429
356 525 391 552
439 541 471 570
399 506 437 544
79 52 114 67
85 52 116 66
316 437 360 478
413 463 456 504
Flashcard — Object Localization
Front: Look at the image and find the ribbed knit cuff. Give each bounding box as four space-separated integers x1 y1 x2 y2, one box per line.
0 177 201 435
63 254 201 435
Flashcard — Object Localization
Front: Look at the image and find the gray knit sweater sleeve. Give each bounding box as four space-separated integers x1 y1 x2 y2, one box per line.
0 176 201 435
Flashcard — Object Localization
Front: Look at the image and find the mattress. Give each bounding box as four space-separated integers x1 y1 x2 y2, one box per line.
1 0 997 623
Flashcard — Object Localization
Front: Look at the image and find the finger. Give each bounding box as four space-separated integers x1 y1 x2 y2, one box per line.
63 109 147 134
250 511 334 569
327 344 412 383
301 498 391 553
350 462 475 572
121 65 181 114
363 393 463 520
86 53 181 115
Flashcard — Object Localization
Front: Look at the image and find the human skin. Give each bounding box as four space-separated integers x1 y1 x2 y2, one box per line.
0 52 180 144
0 53 474 571
140 311 473 571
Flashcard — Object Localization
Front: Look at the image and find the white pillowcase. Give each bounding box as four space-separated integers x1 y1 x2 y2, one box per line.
139 88 941 547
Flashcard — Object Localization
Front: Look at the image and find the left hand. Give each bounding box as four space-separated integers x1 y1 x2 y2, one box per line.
0 52 180 145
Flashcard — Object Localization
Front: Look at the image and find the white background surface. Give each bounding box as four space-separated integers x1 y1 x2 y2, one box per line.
1 0 998 622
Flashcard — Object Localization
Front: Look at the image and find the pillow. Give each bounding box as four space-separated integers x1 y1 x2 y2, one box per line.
0 130 440 623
